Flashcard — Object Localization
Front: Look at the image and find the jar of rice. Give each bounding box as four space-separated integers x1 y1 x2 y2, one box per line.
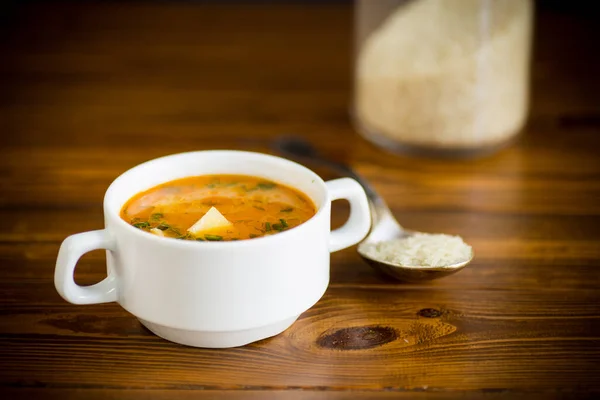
353 0 534 157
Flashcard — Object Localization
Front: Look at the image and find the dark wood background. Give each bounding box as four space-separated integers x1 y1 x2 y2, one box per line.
1 1 599 399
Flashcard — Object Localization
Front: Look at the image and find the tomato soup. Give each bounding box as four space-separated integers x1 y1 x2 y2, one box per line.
120 175 316 241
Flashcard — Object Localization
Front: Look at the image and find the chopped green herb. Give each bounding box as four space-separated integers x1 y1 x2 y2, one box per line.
279 218 288 228
265 222 272 232
176 233 193 240
196 237 205 241
272 223 284 231
150 213 163 221
132 221 150 229
257 182 276 190
204 234 223 241
156 223 170 231
280 207 293 212
206 179 221 188
157 224 181 235
249 234 259 238
253 205 265 211
242 185 259 192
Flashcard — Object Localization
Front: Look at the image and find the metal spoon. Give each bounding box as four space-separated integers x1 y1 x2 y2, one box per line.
273 136 473 282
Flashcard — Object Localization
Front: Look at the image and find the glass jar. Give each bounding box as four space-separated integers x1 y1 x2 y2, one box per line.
353 0 534 157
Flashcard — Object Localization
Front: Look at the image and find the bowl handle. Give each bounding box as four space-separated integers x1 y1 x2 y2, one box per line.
326 178 371 252
54 229 118 305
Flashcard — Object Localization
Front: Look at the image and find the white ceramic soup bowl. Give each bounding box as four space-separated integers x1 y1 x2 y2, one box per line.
54 150 371 348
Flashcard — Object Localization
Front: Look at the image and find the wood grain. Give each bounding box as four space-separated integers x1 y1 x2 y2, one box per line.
2 288 599 391
0 389 566 400
1 1 599 399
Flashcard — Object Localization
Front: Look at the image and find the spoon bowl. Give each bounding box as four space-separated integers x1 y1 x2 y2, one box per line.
357 231 473 282
274 136 474 282
359 255 471 282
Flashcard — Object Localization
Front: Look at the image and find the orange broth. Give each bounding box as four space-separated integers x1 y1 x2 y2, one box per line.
120 174 316 241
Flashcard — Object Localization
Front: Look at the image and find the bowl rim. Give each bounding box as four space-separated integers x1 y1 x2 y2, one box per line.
103 149 330 248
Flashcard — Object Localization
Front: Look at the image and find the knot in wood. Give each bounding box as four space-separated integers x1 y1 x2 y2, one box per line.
317 326 397 350
417 308 442 318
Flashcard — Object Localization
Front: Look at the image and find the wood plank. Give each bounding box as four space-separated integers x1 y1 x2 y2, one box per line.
3 207 600 243
1 143 600 213
2 237 600 291
0 388 576 400
1 288 599 392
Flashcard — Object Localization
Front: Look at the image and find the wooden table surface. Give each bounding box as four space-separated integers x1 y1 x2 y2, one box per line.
1 2 599 399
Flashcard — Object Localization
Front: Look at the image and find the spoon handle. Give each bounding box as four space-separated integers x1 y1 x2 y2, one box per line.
273 137 382 204
273 136 403 231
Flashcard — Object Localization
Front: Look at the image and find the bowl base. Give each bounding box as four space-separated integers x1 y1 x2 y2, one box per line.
139 315 299 348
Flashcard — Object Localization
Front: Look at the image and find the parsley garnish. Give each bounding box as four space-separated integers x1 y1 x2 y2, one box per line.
150 213 163 221
256 182 276 190
204 234 223 241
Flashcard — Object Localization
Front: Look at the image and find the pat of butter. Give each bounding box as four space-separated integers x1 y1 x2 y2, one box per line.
188 206 232 234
